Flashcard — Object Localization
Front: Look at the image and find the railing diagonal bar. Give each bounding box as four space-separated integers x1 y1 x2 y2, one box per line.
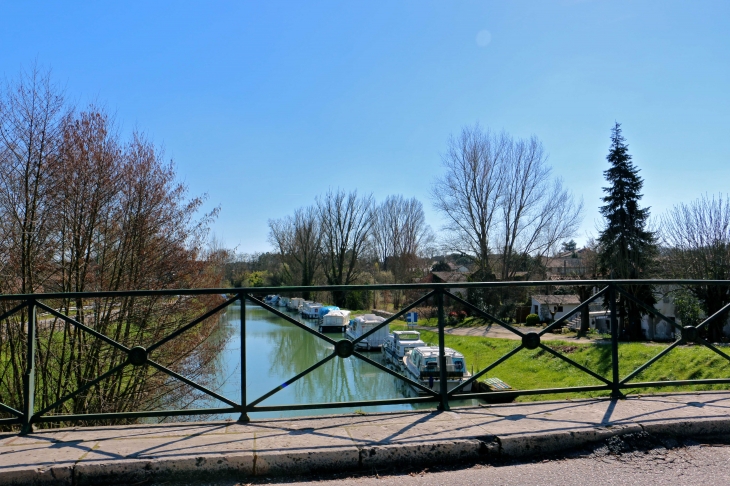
449 344 525 396
614 286 683 333
0 401 23 418
694 301 730 332
252 298 337 345
0 301 28 323
443 291 525 338
246 353 337 408
147 296 239 353
621 339 683 385
147 359 240 409
352 291 437 346
696 338 730 364
538 343 612 385
34 362 128 418
540 287 609 336
351 351 439 397
35 302 131 353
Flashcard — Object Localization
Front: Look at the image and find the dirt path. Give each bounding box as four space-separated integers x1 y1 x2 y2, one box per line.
415 324 608 343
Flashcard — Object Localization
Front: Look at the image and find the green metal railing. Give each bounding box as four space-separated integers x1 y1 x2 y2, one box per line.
1 279 729 434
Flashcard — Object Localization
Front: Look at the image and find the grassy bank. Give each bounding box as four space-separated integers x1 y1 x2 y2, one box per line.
389 323 730 401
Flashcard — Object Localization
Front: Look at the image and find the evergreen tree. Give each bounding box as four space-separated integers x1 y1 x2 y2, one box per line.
598 122 657 340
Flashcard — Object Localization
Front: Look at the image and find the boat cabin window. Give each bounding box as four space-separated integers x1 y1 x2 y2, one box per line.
453 358 464 371
398 333 420 341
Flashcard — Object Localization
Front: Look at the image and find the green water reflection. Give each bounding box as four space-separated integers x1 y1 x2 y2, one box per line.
206 303 480 419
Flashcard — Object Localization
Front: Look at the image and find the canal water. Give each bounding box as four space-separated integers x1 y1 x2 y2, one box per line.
201 302 480 419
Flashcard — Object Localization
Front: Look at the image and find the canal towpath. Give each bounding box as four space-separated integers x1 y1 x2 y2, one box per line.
413 324 609 343
3 391 730 485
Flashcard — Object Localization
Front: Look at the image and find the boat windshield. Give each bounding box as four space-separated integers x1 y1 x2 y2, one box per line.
398 333 420 341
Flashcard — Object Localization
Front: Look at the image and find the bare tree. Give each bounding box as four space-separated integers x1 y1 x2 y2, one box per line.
431 125 506 276
432 125 582 281
496 137 583 280
372 195 433 277
371 195 434 307
317 189 374 307
268 205 321 298
662 193 730 340
0 66 67 409
0 65 67 295
0 69 226 425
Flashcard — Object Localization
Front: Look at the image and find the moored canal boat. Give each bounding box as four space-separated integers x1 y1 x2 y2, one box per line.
317 305 339 320
345 314 388 351
402 346 473 394
287 297 304 312
319 309 351 333
382 330 426 367
301 301 323 319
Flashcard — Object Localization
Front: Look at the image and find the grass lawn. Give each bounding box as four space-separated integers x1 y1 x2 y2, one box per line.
389 323 730 401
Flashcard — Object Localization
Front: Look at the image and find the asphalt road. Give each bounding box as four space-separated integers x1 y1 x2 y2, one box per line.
154 433 730 486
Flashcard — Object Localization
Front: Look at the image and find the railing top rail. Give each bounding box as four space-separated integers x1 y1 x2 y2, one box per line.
1 279 729 301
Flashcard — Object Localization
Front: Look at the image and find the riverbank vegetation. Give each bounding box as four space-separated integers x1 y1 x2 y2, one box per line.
0 67 228 427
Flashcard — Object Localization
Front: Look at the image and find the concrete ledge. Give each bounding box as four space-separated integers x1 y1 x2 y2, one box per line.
3 393 730 485
359 438 498 469
0 466 72 486
498 424 643 458
639 417 730 438
255 448 359 476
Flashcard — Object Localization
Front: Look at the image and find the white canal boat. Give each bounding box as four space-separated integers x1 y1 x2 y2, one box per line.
287 297 304 312
402 346 473 394
382 330 426 367
318 309 351 333
345 314 388 351
301 301 323 319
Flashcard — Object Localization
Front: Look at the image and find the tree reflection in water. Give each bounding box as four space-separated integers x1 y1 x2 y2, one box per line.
205 303 478 419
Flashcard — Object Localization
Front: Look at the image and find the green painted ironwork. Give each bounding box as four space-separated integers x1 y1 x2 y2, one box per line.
0 279 729 434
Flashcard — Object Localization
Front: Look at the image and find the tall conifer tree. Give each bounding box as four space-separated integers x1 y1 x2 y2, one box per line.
598 122 657 339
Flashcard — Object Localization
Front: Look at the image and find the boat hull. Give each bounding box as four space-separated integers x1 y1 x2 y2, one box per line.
403 369 473 394
318 324 347 333
344 330 380 351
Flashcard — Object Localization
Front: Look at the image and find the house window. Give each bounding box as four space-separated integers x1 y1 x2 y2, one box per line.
556 306 563 312
534 305 538 314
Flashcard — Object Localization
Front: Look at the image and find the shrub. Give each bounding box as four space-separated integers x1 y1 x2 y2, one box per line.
525 313 540 326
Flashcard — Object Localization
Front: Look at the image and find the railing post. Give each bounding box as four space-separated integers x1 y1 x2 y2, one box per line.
238 293 250 422
609 285 622 399
437 290 450 411
21 300 36 434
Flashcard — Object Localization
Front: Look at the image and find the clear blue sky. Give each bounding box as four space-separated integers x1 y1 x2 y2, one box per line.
3 1 729 254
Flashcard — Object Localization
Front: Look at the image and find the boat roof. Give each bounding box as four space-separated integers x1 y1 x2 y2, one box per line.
354 314 385 324
412 346 464 359
325 310 350 317
393 331 422 340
